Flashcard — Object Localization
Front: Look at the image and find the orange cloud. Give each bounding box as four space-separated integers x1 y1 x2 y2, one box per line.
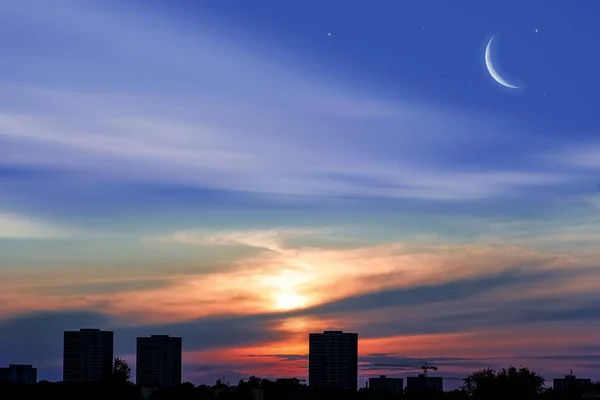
3 228 600 381
2 232 594 322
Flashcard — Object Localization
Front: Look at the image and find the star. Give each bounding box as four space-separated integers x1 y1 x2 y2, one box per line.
422 26 425 30
327 31 331 37
534 28 539 33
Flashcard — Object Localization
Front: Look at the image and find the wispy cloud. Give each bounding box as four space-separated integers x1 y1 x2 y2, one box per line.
0 212 68 239
148 228 324 254
547 142 600 170
289 268 571 317
4 225 597 324
0 0 587 223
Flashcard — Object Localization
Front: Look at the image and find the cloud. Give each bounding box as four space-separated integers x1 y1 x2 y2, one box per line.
342 294 600 341
547 143 600 170
0 311 111 367
0 212 68 239
582 194 600 212
118 314 291 352
244 353 486 374
27 278 171 296
0 310 290 356
4 226 596 324
525 354 600 362
149 230 287 252
569 345 600 354
289 268 566 317
148 228 324 254
358 355 494 371
267 354 308 362
0 0 586 225
193 365 214 372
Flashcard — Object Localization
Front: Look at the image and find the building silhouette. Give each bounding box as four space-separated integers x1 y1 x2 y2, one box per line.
368 375 403 393
136 335 182 387
308 330 358 390
63 329 113 383
406 375 443 392
553 370 592 391
0 364 37 384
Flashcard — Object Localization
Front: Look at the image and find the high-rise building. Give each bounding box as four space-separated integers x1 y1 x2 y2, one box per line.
0 365 37 384
136 335 182 387
368 375 403 393
63 329 114 383
308 330 358 390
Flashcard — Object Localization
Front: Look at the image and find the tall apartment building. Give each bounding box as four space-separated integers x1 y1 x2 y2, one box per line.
0 365 37 384
308 330 358 390
136 335 182 387
63 329 114 383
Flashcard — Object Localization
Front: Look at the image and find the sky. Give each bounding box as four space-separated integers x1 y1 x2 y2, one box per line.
2 0 600 389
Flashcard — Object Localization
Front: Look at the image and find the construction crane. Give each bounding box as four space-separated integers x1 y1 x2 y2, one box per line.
371 361 464 381
372 361 438 376
421 362 438 377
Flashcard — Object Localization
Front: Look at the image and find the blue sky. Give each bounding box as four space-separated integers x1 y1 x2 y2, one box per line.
2 0 600 386
1 0 600 228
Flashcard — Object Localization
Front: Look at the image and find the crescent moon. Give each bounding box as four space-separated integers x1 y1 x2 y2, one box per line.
485 37 519 89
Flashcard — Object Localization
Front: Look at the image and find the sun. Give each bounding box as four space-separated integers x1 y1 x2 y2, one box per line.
273 291 306 310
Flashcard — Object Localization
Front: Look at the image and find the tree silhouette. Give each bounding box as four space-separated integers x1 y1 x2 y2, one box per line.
463 366 544 399
111 356 132 383
462 367 496 397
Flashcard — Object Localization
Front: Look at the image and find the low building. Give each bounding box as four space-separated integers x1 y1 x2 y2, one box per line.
368 375 403 393
582 393 600 399
553 371 592 391
406 374 443 392
251 388 265 400
0 364 37 384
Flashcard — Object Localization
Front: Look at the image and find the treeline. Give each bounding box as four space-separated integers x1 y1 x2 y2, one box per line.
0 381 142 400
0 366 599 400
